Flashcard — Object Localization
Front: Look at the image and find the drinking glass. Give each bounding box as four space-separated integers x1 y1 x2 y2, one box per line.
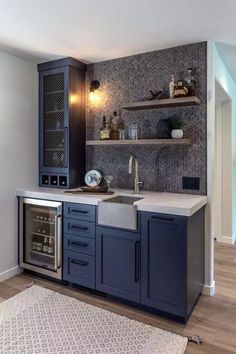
104 175 113 192
128 124 139 140
118 129 125 140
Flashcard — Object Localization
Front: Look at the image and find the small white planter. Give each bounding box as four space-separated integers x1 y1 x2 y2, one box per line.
171 129 183 139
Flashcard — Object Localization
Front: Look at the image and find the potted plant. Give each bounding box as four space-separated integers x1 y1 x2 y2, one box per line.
164 117 186 139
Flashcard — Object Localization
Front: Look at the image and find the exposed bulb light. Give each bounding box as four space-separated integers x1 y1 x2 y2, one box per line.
89 80 101 105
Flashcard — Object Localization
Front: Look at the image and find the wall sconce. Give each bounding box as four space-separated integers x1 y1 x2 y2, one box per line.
89 80 101 105
90 80 100 92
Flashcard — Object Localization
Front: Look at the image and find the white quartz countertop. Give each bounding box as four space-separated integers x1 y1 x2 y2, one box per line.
16 188 207 217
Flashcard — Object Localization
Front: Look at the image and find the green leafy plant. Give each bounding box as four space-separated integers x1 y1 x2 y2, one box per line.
164 117 186 131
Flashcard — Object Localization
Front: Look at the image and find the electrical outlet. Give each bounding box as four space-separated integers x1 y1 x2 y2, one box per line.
182 177 200 191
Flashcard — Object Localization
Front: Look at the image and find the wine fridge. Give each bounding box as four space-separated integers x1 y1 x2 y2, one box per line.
19 198 62 279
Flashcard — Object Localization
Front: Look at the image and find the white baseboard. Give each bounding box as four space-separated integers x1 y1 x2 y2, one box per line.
0 266 22 283
202 281 215 296
217 235 235 244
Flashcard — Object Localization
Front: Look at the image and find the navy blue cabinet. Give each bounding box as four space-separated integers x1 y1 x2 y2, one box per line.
64 202 96 222
63 203 96 289
64 250 95 289
141 209 204 320
62 200 204 322
96 226 140 303
38 58 87 189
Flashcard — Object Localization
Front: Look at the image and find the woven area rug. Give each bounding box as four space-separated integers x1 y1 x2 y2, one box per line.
0 285 187 353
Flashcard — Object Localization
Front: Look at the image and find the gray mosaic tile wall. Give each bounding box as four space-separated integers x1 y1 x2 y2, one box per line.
86 42 207 195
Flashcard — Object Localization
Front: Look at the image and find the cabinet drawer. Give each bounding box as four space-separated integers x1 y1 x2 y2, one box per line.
64 234 95 256
63 250 95 289
64 218 95 238
64 203 96 222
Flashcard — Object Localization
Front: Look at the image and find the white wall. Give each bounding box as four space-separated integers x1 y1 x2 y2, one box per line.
0 50 38 281
206 41 236 295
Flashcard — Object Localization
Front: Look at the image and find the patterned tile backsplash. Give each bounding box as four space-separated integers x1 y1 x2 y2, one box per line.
86 42 207 195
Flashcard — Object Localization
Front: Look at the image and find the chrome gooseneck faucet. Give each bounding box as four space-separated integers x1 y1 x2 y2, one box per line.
128 156 144 194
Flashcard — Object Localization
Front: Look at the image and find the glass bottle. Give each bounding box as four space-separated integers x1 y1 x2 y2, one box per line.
59 138 64 148
48 237 54 254
32 235 37 250
110 111 118 140
37 237 43 252
99 116 106 140
43 236 49 253
100 115 111 140
169 74 175 99
184 68 196 96
105 119 111 140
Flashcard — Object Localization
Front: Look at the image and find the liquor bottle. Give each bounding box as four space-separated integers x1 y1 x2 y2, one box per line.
59 138 64 148
42 236 49 253
174 80 188 97
99 115 111 140
32 235 37 250
48 238 54 254
37 238 43 252
169 74 175 99
110 111 118 140
55 120 59 130
184 68 196 96
99 116 106 140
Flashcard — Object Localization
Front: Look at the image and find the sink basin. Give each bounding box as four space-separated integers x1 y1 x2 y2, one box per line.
98 195 143 230
104 196 143 205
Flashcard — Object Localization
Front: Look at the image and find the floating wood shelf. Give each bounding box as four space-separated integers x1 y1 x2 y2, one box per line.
121 96 201 111
86 139 191 146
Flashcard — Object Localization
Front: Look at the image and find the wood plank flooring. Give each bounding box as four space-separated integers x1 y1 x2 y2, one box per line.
0 241 236 353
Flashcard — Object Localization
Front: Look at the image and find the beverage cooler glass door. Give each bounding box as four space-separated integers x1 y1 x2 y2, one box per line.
20 198 62 279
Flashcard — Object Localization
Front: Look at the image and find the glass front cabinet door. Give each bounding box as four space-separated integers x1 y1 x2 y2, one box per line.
20 198 62 279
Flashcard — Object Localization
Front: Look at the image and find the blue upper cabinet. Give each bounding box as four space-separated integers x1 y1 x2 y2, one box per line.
38 58 87 189
96 226 141 303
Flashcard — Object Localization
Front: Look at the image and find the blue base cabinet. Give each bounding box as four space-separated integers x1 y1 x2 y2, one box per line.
96 226 141 303
63 250 95 289
140 209 205 320
63 203 96 289
62 201 205 322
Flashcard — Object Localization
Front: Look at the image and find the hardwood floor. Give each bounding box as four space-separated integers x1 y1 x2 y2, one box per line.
0 241 236 353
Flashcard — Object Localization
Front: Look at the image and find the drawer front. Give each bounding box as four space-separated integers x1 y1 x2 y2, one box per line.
63 250 95 289
64 218 95 238
64 234 95 256
64 203 96 222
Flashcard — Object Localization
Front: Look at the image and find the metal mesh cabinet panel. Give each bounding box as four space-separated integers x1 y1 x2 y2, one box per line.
43 72 66 169
38 58 86 189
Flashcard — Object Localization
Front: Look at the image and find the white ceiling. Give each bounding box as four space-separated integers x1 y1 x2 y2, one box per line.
1 0 236 80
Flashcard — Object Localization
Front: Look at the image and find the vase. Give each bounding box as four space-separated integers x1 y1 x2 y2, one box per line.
171 129 183 139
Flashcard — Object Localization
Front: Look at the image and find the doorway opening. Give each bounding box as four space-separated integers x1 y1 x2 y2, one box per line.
213 80 233 244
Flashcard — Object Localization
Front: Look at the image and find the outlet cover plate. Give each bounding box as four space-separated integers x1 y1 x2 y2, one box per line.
182 177 200 191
